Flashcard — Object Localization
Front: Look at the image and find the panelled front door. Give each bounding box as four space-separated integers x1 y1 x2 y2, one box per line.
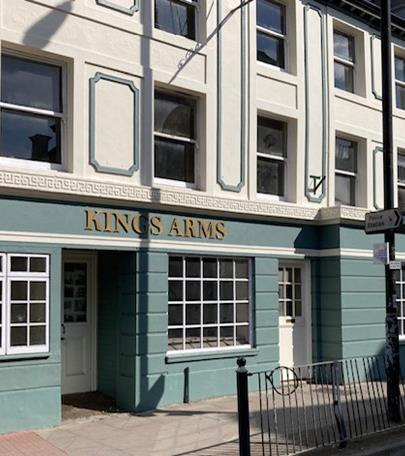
278 263 310 368
61 253 96 395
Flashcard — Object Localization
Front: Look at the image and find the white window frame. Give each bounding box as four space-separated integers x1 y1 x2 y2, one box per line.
278 264 303 319
0 254 5 355
396 269 405 339
256 0 287 70
0 48 67 172
153 91 198 189
395 55 405 110
333 30 355 93
335 137 357 206
154 0 199 42
167 256 252 355
398 149 405 207
1 254 50 356
256 116 287 201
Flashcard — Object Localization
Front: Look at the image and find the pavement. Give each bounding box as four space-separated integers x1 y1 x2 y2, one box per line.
0 393 405 455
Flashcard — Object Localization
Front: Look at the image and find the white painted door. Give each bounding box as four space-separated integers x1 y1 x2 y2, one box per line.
278 263 310 369
61 254 96 395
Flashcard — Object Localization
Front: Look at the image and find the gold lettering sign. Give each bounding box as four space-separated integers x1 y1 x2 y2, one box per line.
85 210 227 241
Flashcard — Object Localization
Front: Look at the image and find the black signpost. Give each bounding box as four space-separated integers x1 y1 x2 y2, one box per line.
365 0 401 423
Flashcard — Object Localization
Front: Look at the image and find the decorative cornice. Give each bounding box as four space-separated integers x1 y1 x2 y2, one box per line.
0 169 371 223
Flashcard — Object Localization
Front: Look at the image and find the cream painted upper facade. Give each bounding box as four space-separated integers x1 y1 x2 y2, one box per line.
0 0 402 223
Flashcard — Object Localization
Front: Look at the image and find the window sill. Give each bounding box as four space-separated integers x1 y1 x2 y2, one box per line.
0 352 50 362
165 348 258 364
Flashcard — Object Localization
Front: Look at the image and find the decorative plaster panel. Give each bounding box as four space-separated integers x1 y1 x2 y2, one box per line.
95 0 139 15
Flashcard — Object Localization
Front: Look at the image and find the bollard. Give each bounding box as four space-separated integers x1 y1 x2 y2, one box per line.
236 358 251 456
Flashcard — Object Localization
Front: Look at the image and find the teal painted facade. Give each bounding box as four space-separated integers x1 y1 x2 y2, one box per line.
0 196 400 433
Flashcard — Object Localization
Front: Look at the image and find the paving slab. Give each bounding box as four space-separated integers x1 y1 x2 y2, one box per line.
0 432 66 456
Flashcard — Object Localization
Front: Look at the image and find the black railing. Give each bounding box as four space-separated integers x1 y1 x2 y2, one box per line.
236 356 405 456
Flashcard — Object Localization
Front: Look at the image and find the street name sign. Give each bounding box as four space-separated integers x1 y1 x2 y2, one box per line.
365 209 402 234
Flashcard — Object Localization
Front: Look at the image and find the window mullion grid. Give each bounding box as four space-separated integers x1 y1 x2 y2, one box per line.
200 257 203 350
217 258 220 349
334 56 355 67
256 25 285 40
257 152 286 162
233 260 236 347
154 131 196 145
336 169 356 178
0 101 63 119
292 268 295 318
183 257 186 351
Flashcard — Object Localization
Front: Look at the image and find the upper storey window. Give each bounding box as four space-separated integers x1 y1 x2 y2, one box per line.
155 0 197 40
335 137 357 206
398 149 405 209
334 31 355 93
256 0 286 69
154 90 197 187
395 56 405 109
257 116 287 197
0 54 63 167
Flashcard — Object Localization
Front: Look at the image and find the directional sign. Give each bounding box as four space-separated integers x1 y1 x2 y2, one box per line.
365 209 402 234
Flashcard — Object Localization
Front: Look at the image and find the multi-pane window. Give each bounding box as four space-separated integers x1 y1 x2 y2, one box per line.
335 137 357 206
257 116 287 197
334 31 355 93
278 266 302 318
155 0 197 40
256 0 286 68
168 256 251 353
395 56 405 110
398 150 405 210
0 254 49 355
0 54 63 166
396 269 405 337
154 91 197 185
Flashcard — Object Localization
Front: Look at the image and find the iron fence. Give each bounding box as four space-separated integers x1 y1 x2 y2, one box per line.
236 356 405 456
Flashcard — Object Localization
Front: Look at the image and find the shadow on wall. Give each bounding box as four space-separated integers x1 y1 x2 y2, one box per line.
23 1 73 48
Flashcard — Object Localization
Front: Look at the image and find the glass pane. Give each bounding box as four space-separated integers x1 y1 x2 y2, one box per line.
185 328 200 349
186 281 200 301
168 329 183 350
257 157 285 196
396 56 405 82
295 301 302 317
63 263 87 323
203 258 217 278
286 285 292 299
30 303 46 323
30 326 46 345
294 268 301 283
285 268 292 282
168 304 183 326
169 281 182 301
220 304 234 323
186 304 200 325
11 281 28 301
335 174 355 206
278 285 284 299
154 91 195 138
278 268 283 281
257 117 286 158
0 109 61 164
30 257 47 273
334 32 355 62
236 303 249 323
169 257 183 277
295 285 302 299
286 301 293 316
220 260 233 278
235 260 249 279
397 84 405 110
186 257 200 277
279 300 285 316
203 304 217 324
220 327 234 347
399 187 405 211
11 304 27 323
257 0 285 34
398 153 405 183
10 326 27 346
334 62 354 92
236 282 248 300
155 0 196 40
220 282 233 300
203 327 218 348
30 281 46 300
154 137 195 183
10 257 27 272
1 55 62 112
203 281 217 301
257 32 285 68
236 326 249 345
336 138 357 172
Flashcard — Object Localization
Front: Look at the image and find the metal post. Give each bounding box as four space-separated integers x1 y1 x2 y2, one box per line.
381 0 401 423
236 358 251 456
